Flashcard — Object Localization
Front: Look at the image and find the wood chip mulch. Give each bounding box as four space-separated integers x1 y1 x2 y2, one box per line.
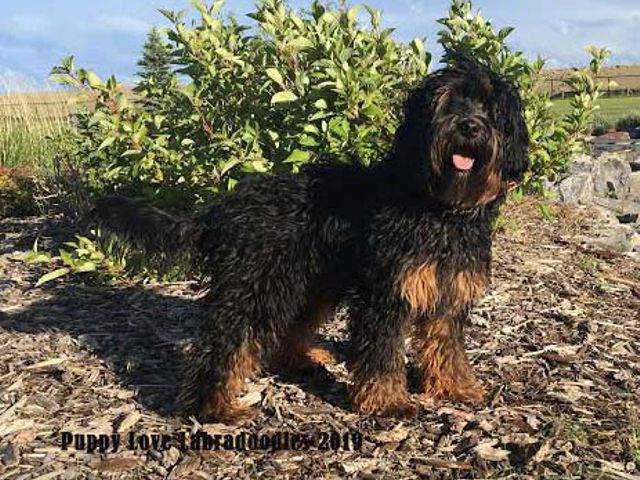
0 199 639 479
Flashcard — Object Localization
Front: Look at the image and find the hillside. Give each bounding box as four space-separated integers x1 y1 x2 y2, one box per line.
540 65 640 97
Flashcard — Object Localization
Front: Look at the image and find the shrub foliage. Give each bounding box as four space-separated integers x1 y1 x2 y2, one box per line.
615 113 640 133
50 0 607 208
52 0 429 207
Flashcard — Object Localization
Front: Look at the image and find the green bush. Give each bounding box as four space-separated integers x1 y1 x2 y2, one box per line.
591 115 611 136
51 0 429 208
0 167 38 217
615 113 640 133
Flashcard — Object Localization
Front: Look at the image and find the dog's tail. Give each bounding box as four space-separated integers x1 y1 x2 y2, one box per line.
89 195 202 270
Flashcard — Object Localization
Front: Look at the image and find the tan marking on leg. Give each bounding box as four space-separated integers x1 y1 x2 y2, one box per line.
276 296 335 370
398 262 439 315
415 317 484 404
201 339 261 422
306 347 336 366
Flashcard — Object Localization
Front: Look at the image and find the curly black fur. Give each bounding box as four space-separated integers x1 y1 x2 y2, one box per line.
91 54 529 421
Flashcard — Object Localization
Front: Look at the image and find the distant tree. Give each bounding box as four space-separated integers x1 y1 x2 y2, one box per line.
136 27 174 90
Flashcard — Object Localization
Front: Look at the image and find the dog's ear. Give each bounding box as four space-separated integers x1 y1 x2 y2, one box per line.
392 77 436 165
496 83 530 182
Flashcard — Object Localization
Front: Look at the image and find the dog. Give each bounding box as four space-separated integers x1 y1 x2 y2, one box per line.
92 53 529 422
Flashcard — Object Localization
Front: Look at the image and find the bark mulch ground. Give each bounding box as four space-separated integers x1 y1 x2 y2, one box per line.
1 199 639 479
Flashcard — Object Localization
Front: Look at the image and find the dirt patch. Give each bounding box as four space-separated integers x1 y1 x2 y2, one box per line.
1 199 639 479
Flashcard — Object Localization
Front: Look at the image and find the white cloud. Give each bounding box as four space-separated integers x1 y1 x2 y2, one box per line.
96 15 150 35
3 14 51 38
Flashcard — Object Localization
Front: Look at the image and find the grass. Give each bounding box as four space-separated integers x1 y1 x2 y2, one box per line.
550 95 640 124
0 75 76 171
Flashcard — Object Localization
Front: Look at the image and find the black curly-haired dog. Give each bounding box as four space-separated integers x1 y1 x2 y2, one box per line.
93 54 529 421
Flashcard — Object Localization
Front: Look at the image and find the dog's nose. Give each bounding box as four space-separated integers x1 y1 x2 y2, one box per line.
461 120 482 137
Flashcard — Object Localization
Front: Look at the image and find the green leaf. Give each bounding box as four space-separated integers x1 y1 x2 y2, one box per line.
288 37 314 51
98 137 116 151
314 98 328 110
24 252 51 264
270 91 298 105
75 261 97 273
59 249 74 267
284 149 311 164
86 71 104 89
299 135 319 147
411 38 425 57
266 68 285 87
498 27 515 40
347 5 362 23
220 157 243 176
36 268 71 287
362 104 383 118
121 149 143 158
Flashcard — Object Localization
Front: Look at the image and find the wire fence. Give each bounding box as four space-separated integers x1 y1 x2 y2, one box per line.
539 74 640 99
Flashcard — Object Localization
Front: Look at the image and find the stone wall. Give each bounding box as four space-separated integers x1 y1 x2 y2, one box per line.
548 149 640 258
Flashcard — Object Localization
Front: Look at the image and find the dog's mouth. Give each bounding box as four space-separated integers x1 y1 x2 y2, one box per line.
452 153 476 172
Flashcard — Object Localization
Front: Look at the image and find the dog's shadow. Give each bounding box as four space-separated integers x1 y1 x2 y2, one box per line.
1 260 349 418
1 278 197 415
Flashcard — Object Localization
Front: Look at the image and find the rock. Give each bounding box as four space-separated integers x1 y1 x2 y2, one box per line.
0 442 18 467
629 172 640 201
584 224 640 253
593 131 631 143
567 154 596 175
592 198 640 225
592 153 632 199
555 153 633 204
618 212 639 224
558 172 595 204
591 205 622 225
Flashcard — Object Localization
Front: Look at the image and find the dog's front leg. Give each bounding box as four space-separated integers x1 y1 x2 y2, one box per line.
348 288 416 417
415 313 484 404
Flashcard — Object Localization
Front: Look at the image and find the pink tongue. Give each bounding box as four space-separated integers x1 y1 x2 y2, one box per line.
452 154 475 171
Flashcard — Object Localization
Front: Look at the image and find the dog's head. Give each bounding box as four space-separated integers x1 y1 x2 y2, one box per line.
393 53 529 208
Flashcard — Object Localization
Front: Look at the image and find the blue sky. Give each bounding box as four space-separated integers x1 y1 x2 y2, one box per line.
1 0 639 92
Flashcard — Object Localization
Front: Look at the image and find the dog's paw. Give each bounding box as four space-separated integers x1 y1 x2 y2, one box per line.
306 347 337 366
377 399 419 418
353 391 418 417
424 379 486 406
199 404 257 425
451 385 485 405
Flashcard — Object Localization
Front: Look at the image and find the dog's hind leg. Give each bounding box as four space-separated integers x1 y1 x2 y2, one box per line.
274 292 337 371
179 303 262 423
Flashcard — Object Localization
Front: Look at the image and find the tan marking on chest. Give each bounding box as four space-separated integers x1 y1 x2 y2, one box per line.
398 262 439 315
451 270 487 309
399 264 486 315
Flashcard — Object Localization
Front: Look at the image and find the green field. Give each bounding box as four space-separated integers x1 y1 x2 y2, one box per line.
551 95 640 123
